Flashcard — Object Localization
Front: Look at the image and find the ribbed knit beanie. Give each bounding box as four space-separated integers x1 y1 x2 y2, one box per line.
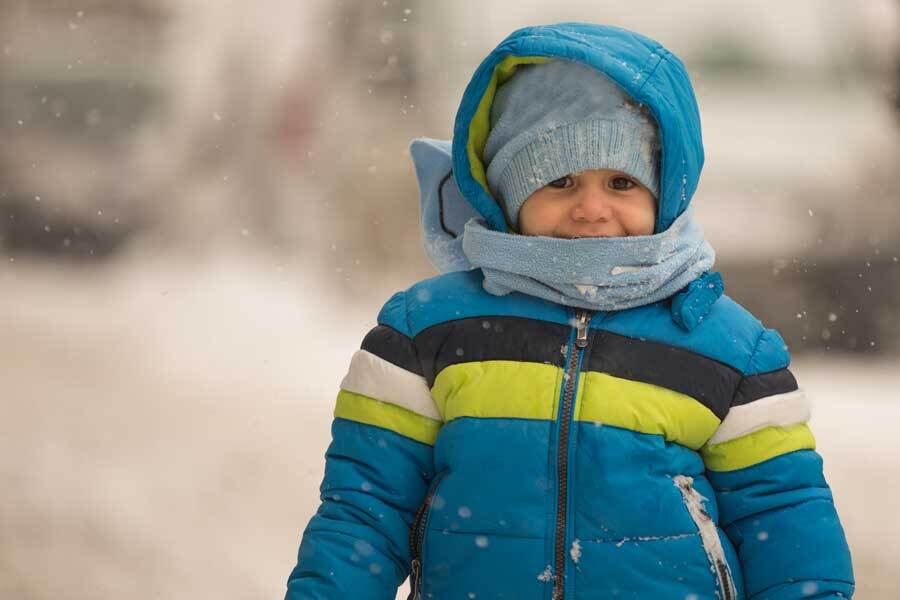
484 60 660 230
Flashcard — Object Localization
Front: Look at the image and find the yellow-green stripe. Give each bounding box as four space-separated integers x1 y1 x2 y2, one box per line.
701 423 816 472
576 372 721 450
334 390 442 446
431 360 562 422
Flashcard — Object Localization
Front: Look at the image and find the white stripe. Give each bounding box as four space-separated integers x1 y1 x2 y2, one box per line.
340 349 441 421
709 390 810 445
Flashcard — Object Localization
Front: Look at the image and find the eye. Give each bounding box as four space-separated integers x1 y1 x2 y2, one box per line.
610 176 636 191
546 175 574 189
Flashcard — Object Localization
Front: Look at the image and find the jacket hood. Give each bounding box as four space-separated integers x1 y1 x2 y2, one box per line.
413 23 704 273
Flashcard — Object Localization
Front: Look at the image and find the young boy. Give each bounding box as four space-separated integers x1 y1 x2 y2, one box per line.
285 23 854 599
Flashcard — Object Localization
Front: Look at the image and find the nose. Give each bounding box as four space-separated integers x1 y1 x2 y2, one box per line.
570 186 613 222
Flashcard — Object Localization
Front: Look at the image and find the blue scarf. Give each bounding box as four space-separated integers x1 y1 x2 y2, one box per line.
461 208 716 312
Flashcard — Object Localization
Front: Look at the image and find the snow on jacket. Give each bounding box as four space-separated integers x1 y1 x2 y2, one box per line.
285 23 854 600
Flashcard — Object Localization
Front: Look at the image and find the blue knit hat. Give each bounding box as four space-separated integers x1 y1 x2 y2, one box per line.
484 60 660 230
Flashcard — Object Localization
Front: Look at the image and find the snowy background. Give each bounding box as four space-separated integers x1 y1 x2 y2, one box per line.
1 1 899 598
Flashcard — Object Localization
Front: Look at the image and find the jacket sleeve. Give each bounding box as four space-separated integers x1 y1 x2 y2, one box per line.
285 291 442 599
701 328 855 600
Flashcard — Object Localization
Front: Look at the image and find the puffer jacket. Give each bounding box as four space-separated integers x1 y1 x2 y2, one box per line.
285 23 854 600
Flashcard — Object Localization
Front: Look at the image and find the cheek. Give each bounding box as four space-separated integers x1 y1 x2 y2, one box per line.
631 211 655 235
519 197 559 235
625 194 657 235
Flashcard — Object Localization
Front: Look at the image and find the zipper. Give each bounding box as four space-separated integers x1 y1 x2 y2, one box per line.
674 476 736 600
552 309 592 600
408 470 447 600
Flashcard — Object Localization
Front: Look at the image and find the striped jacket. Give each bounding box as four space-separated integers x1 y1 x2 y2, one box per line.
285 23 854 600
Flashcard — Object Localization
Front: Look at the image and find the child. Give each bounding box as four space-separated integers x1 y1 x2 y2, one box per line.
285 23 854 599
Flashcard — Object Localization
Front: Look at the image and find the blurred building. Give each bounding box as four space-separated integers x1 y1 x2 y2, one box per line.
0 0 168 258
0 0 330 259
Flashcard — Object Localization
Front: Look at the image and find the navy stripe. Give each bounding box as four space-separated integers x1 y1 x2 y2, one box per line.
360 325 423 376
733 368 799 406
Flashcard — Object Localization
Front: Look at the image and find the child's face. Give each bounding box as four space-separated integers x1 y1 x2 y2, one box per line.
518 169 656 238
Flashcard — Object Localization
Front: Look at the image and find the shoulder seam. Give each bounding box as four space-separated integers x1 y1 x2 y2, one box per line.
731 327 767 409
399 289 413 338
399 289 430 383
743 327 768 376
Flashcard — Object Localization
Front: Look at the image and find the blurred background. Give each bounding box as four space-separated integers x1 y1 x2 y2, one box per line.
1 0 898 598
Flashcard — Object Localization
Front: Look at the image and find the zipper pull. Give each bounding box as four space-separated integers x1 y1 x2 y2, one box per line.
575 310 591 348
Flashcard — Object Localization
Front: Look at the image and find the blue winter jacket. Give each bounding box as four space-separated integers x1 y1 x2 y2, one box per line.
285 23 854 600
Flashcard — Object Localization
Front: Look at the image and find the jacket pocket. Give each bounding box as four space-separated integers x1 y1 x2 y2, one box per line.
674 475 737 600
407 470 448 600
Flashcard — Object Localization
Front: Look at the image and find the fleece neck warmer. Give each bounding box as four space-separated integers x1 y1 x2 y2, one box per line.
461 207 716 312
